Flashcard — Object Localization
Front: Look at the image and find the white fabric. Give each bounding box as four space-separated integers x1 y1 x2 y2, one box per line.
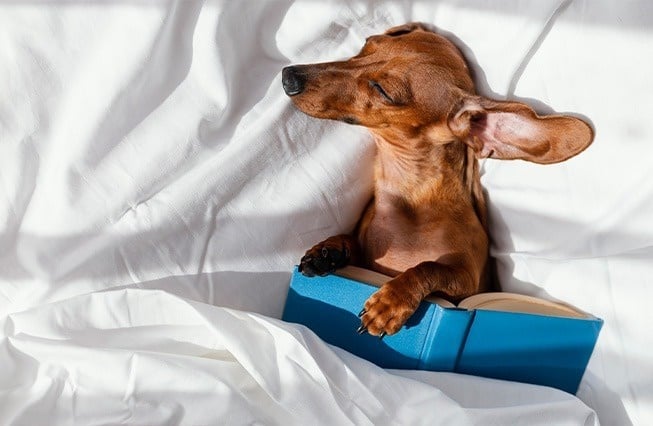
0 1 650 425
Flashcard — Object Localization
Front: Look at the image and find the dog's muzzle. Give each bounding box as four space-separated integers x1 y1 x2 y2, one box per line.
282 66 306 96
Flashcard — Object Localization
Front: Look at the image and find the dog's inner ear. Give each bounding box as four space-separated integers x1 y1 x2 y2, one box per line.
448 97 594 164
384 23 426 37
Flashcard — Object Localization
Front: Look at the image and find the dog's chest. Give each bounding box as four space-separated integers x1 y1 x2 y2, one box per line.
361 201 452 276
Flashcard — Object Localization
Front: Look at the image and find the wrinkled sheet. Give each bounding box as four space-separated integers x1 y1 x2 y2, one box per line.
0 1 651 425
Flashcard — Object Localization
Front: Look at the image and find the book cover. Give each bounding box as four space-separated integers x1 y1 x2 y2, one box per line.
282 266 603 394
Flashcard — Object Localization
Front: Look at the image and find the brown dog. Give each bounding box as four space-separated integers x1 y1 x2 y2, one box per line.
282 23 593 337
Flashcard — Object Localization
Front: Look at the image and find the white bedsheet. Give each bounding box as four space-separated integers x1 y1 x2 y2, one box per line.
0 1 650 425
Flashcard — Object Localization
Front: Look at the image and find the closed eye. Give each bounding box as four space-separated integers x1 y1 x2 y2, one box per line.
369 81 394 103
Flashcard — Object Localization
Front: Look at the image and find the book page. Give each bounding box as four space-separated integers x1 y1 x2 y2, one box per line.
458 292 591 318
334 267 592 316
334 266 456 308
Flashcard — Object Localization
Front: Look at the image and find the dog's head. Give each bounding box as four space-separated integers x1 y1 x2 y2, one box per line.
282 23 470 131
283 23 593 164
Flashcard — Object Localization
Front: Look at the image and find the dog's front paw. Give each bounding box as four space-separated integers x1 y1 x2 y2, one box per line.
298 236 353 277
358 283 420 337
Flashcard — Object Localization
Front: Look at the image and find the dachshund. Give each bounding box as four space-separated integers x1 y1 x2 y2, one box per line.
282 23 593 337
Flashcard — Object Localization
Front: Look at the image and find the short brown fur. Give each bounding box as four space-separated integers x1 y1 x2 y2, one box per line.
282 23 593 336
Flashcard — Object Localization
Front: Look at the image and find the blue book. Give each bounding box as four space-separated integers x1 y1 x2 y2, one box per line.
282 266 603 394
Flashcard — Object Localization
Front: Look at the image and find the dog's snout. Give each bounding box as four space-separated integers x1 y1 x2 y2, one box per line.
282 66 306 96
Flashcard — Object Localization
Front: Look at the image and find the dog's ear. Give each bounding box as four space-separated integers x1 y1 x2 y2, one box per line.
384 22 428 37
448 97 594 164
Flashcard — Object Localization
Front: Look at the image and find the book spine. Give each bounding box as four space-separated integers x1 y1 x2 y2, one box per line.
419 308 474 372
453 310 476 371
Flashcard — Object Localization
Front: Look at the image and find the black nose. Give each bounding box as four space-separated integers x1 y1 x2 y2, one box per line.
282 66 305 96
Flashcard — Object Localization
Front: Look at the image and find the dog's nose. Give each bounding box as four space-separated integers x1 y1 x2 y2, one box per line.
282 66 305 96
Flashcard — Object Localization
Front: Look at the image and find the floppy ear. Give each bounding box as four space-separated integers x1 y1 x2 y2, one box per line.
448 97 594 164
384 22 428 37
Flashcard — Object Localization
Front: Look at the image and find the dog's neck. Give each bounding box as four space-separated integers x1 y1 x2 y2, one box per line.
371 131 469 207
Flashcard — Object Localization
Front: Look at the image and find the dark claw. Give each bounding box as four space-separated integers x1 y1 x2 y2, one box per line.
299 262 317 277
379 332 386 340
358 308 366 317
321 247 329 258
356 325 368 335
298 256 314 274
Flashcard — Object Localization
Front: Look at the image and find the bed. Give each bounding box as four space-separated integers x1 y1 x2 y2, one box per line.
1 1 650 424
